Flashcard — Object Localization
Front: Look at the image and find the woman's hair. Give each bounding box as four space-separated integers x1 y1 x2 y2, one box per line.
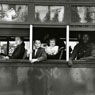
49 38 56 42
49 38 56 43
47 38 56 46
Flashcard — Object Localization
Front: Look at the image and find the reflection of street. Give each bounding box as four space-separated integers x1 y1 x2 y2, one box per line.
70 68 94 95
47 67 95 95
0 66 94 95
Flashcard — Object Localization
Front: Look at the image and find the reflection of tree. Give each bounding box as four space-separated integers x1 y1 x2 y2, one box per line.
52 10 59 22
43 6 50 22
44 11 50 22
0 5 5 18
35 12 40 22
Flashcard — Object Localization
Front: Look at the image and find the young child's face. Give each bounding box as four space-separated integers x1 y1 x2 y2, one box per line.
50 40 56 47
35 40 41 49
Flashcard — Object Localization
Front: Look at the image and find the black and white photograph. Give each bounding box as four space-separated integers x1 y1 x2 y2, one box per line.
0 0 94 95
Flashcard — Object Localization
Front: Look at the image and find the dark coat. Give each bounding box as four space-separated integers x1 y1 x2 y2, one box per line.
71 42 92 60
10 42 25 59
32 47 47 61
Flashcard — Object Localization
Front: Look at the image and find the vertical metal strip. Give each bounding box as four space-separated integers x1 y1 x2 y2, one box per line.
29 25 33 61
66 25 69 61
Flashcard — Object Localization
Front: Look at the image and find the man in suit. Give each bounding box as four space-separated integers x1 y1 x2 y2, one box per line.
10 37 25 59
32 40 47 63
28 40 47 95
5 36 25 59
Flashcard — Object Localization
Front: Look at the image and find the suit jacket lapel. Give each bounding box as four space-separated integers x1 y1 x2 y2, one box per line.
36 48 41 57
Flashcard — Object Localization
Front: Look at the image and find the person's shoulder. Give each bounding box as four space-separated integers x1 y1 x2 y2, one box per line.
39 47 45 51
74 42 81 47
18 42 25 47
55 46 58 47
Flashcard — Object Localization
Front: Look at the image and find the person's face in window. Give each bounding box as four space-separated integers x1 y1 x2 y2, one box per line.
15 37 22 46
34 40 41 49
83 34 89 43
50 40 56 47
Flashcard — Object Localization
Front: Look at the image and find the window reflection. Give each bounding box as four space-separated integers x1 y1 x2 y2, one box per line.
50 6 64 23
0 4 28 22
35 6 49 22
71 5 95 24
35 6 65 23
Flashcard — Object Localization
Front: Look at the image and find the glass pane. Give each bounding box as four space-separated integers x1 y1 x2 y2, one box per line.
35 6 48 22
35 6 65 23
50 6 64 23
71 5 95 24
0 4 28 22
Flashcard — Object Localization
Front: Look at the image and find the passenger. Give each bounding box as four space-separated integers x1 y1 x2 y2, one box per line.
5 36 25 59
45 38 59 59
31 40 47 63
69 34 94 94
28 40 47 94
69 34 92 65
